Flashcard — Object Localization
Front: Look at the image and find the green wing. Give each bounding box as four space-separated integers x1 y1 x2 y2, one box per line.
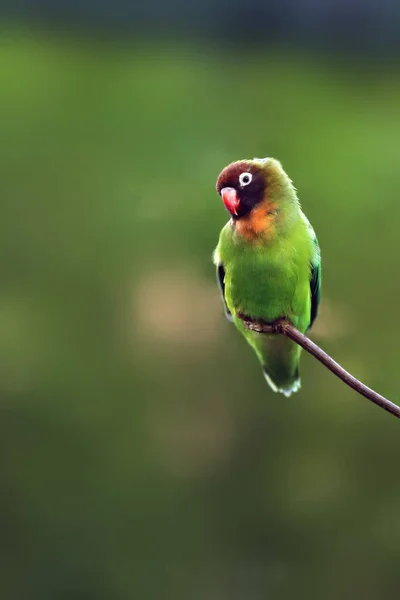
309 237 321 330
216 264 233 322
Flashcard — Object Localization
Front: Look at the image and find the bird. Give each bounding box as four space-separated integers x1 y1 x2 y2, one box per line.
213 157 321 397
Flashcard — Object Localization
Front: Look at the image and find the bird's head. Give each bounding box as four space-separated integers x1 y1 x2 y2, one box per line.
216 157 295 220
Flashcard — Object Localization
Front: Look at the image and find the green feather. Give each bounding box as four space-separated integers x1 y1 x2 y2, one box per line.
214 157 321 397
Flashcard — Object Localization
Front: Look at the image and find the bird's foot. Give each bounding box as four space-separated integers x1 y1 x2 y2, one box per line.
237 314 287 334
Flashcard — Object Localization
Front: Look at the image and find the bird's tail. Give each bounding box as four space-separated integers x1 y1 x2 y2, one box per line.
263 366 301 398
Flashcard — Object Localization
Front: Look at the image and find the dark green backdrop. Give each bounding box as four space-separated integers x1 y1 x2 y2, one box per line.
1 27 400 599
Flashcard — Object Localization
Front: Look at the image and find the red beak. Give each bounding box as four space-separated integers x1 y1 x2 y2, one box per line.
221 187 240 216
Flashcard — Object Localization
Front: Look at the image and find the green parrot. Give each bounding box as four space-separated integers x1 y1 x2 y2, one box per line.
213 157 321 397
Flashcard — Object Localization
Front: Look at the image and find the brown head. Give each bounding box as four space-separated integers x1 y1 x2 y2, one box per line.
216 157 295 219
215 157 297 241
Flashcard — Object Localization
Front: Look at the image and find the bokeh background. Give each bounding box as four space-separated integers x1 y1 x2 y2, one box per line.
1 2 400 598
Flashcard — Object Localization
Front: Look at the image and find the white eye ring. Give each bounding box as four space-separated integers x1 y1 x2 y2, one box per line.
239 172 252 187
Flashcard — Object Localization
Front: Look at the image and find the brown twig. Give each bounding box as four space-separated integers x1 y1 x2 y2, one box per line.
239 316 400 419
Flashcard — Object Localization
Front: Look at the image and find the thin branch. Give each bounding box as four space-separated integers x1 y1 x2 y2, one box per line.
238 315 400 419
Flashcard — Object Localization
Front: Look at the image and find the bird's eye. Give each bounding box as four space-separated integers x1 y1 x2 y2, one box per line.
239 172 252 187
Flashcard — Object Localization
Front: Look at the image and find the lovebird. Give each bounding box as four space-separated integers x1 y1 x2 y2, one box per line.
213 157 321 397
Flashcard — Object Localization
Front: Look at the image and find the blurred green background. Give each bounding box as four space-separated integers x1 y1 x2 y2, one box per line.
1 18 400 600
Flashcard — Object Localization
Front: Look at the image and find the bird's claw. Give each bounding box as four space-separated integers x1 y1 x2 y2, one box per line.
238 313 288 334
248 321 263 332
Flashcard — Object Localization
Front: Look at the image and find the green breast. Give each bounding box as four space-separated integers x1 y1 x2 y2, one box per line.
220 219 313 331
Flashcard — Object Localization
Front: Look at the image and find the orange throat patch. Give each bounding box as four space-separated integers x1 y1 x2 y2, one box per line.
234 200 277 241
